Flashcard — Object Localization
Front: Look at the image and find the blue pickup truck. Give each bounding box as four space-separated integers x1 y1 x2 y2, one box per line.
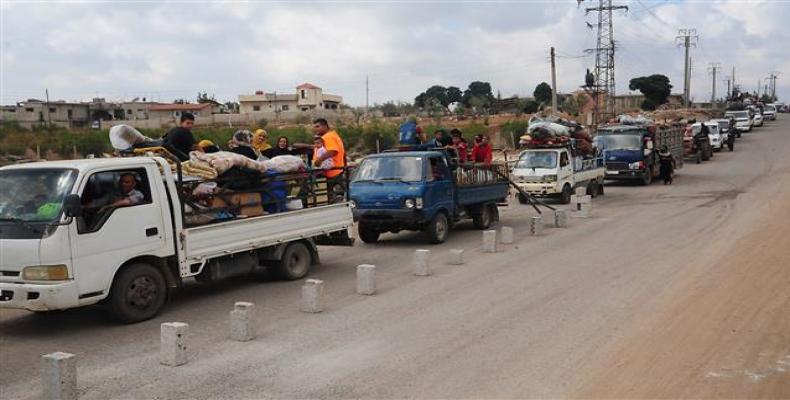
349 150 510 244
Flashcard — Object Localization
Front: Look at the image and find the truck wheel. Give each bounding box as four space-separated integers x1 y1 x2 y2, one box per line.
271 242 311 280
358 224 380 244
560 184 572 204
643 169 653 185
426 212 449 244
587 181 599 198
518 193 528 204
473 205 492 230
108 263 166 323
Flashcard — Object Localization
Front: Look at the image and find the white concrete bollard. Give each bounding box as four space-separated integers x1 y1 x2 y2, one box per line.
414 249 431 276
530 216 544 236
42 352 76 400
356 264 376 295
229 302 255 342
482 230 497 253
500 226 514 244
301 279 325 313
160 322 189 367
554 209 568 228
448 249 464 265
570 194 592 205
575 187 586 196
576 202 592 218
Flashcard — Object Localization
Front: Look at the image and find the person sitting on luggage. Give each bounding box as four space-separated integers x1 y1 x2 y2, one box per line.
471 135 493 166
229 130 259 160
162 112 198 161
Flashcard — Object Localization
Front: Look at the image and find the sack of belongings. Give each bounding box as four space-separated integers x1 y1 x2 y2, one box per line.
109 124 161 151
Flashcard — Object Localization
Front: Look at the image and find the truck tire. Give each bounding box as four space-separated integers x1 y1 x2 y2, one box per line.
108 263 167 323
425 212 449 244
472 204 493 230
586 181 599 198
270 242 311 280
560 184 572 204
641 168 653 185
518 193 529 204
358 223 380 244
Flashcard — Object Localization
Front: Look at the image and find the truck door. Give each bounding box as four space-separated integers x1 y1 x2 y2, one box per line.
425 157 454 217
558 150 572 180
69 166 168 299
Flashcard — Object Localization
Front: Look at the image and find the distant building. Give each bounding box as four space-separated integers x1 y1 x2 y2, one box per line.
613 93 685 112
238 83 343 114
147 103 218 120
0 99 90 128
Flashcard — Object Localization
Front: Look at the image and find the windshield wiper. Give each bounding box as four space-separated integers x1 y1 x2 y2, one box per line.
376 177 410 183
0 217 43 233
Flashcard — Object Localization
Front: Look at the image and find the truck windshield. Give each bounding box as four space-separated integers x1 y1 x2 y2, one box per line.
0 168 77 223
726 111 749 119
593 134 642 151
516 151 557 169
353 157 424 182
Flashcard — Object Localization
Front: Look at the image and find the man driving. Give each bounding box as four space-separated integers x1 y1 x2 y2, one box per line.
108 173 144 207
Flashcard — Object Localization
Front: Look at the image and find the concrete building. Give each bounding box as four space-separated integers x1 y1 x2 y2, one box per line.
0 99 90 128
238 83 342 114
147 103 218 120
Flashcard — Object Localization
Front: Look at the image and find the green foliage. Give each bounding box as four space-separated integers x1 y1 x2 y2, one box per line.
629 74 672 108
462 81 495 108
414 85 463 110
641 99 658 111
533 82 553 104
524 100 540 114
501 120 531 147
196 92 216 104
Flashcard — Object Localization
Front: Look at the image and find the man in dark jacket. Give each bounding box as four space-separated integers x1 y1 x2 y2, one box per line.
163 112 198 161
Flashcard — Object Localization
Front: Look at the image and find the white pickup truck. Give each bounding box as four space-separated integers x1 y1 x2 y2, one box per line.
511 144 605 204
0 157 354 322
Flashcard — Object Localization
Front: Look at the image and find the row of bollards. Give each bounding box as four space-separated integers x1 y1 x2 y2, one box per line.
41 201 592 397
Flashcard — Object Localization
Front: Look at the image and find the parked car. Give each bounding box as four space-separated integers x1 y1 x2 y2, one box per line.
691 122 722 152
763 104 777 120
753 110 764 127
724 110 752 134
711 119 735 151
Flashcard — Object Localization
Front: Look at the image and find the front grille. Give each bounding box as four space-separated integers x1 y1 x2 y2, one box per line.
606 162 629 171
0 290 13 301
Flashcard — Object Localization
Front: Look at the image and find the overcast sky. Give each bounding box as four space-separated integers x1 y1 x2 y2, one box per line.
1 0 788 106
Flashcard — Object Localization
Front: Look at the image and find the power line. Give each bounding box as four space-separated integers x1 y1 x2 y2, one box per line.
582 0 628 124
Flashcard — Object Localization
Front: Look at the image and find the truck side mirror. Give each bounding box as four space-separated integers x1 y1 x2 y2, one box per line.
63 194 83 218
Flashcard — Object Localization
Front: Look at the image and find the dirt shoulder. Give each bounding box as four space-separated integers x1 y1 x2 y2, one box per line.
574 166 790 398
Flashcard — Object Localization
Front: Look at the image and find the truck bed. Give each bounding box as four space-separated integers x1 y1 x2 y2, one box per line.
182 203 353 267
457 182 509 206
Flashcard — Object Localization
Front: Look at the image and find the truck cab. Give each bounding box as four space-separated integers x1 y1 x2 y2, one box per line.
511 145 604 204
725 110 753 132
595 125 658 185
350 150 508 244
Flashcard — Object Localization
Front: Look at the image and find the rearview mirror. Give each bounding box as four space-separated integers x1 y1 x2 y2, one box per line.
63 194 82 218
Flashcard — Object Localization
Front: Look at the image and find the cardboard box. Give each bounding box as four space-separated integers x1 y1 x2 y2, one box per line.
211 192 264 217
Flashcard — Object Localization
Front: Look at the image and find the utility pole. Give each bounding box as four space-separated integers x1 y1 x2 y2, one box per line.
550 47 558 115
45 88 52 128
583 0 628 125
676 29 698 108
765 72 780 100
365 75 370 117
731 66 736 97
708 62 720 104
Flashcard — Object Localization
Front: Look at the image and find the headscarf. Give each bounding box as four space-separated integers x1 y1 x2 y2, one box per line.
252 129 272 152
231 130 254 148
267 136 295 157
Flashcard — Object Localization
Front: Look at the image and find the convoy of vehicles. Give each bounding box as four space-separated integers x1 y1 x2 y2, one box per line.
0 106 778 323
511 142 604 204
349 150 509 244
595 123 685 185
763 104 777 120
0 157 354 322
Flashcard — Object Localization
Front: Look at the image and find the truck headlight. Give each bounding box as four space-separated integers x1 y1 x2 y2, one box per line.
415 197 424 209
349 200 357 208
543 175 557 182
628 161 644 170
404 199 415 209
22 265 69 281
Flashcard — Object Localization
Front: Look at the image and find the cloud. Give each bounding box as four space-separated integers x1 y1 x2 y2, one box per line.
1 0 788 105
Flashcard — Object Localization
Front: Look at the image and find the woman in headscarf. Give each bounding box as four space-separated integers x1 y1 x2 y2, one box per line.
252 129 272 153
263 136 297 158
229 130 258 160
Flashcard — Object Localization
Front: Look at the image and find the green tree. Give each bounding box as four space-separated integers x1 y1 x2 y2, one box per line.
533 82 553 104
462 81 495 108
628 74 672 109
524 100 540 114
196 92 217 104
446 86 463 106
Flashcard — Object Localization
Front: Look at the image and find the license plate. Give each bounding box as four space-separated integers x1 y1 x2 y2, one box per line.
607 170 620 174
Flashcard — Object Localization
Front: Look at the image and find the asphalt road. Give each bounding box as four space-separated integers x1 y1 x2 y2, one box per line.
2 116 789 399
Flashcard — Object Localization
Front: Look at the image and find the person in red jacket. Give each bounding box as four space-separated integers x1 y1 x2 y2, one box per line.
471 135 493 166
450 130 468 163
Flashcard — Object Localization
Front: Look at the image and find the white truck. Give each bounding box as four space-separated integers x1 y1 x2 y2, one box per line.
511 143 605 204
0 157 354 322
